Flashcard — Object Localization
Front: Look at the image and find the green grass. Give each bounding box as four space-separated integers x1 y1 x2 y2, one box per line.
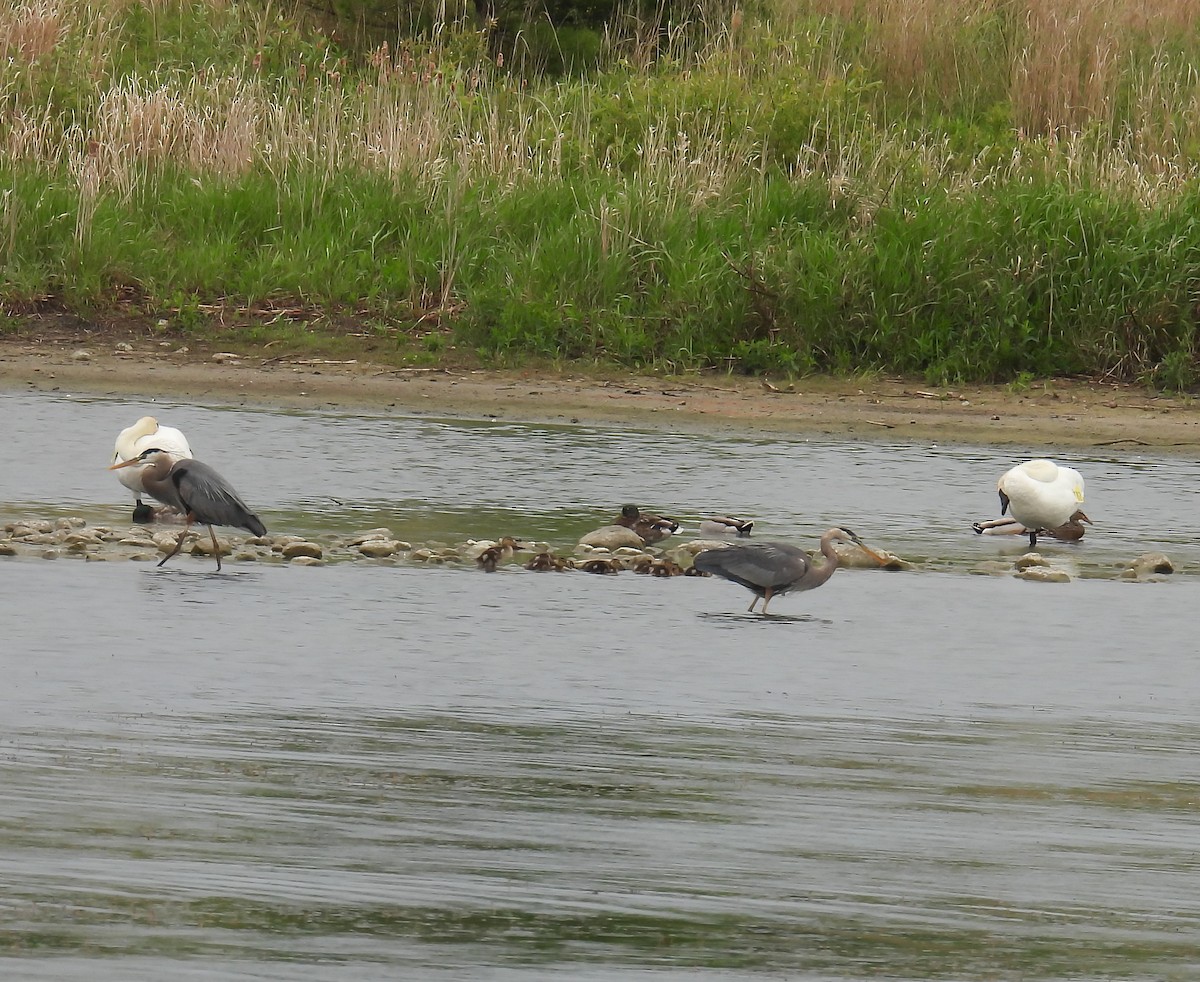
4 0 1200 387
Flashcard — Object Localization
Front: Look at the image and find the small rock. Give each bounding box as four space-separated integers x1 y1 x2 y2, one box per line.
1120 552 1175 580
0 543 17 556
358 540 399 558
833 543 914 570
1013 553 1049 570
115 341 134 352
347 529 395 546
212 352 241 364
289 556 324 567
578 526 645 550
55 517 86 529
191 536 232 557
673 539 733 556
1016 567 1071 583
282 541 323 560
71 349 92 362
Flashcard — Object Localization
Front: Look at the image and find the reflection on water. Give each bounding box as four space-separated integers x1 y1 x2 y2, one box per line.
2 391 1200 980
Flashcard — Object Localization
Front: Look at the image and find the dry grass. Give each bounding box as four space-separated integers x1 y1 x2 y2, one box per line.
0 0 68 63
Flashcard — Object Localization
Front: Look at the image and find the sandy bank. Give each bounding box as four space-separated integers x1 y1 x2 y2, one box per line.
2 335 1198 451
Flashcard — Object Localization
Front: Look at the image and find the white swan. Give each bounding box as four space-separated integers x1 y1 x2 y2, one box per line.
111 416 193 521
995 459 1085 547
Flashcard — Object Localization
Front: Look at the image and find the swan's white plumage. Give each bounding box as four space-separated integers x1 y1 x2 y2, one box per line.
111 416 193 499
997 458 1084 534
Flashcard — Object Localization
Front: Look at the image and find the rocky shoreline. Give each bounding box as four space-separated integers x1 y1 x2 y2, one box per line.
1 516 1174 584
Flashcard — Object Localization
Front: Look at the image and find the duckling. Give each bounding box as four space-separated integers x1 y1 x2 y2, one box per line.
697 516 754 537
524 550 570 572
614 504 680 545
476 546 504 572
683 564 711 577
650 559 684 577
629 556 655 574
579 558 622 574
473 535 526 571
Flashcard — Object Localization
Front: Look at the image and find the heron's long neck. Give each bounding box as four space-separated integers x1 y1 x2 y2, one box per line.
814 535 843 586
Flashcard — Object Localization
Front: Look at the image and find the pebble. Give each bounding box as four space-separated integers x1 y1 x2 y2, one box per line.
1016 567 1072 583
1119 552 1175 580
70 349 92 361
282 541 323 560
358 540 400 558
191 537 232 557
578 526 645 550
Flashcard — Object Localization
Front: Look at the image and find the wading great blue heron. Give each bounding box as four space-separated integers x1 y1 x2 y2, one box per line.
614 504 680 544
111 416 193 523
995 459 1085 548
693 526 886 615
109 449 266 571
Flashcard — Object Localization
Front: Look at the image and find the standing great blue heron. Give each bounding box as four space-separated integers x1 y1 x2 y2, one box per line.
614 504 680 544
111 416 193 523
693 526 886 615
109 449 266 571
995 459 1085 548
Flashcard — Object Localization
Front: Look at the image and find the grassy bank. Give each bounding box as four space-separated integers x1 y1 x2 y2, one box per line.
3 0 1200 386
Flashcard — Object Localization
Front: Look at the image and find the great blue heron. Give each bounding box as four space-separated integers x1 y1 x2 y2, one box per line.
995 459 1085 548
973 510 1092 542
698 516 754 537
109 449 266 570
614 504 680 544
693 526 887 615
111 416 193 523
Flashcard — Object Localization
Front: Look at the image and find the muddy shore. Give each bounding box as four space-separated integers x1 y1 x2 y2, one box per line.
2 334 1198 451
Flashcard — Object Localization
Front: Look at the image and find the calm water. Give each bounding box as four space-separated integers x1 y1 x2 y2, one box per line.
2 391 1199 980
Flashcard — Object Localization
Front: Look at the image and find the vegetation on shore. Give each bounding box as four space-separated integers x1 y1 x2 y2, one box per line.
3 0 1200 386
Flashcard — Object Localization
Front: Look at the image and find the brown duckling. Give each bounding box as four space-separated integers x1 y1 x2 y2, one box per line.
525 550 570 572
474 536 526 571
579 558 622 574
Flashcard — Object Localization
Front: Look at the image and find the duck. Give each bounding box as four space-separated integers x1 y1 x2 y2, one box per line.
973 510 1092 542
697 516 754 537
614 504 680 545
995 459 1085 548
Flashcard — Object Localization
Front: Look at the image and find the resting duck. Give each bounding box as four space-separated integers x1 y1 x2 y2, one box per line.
614 504 680 545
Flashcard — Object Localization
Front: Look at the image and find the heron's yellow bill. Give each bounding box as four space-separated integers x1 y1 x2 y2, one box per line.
108 458 141 470
857 542 890 565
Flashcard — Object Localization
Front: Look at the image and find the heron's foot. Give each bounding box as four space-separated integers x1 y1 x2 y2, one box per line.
971 522 985 535
132 502 156 524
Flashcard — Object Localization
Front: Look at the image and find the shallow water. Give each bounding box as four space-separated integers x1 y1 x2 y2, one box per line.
3 390 1200 980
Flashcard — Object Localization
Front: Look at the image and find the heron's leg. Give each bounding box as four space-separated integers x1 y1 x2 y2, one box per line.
1027 530 1038 549
747 595 759 613
158 519 193 568
209 525 222 572
761 588 773 615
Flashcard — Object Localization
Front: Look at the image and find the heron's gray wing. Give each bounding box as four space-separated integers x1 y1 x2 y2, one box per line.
693 542 811 590
171 459 267 535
